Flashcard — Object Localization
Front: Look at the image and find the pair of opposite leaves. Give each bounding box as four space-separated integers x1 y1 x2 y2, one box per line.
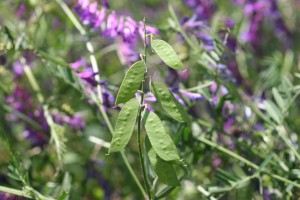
109 39 186 186
110 39 187 154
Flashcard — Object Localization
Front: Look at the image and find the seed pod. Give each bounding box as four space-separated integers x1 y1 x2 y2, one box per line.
116 61 145 105
144 111 180 161
148 148 180 186
152 39 184 70
109 98 139 153
152 82 189 122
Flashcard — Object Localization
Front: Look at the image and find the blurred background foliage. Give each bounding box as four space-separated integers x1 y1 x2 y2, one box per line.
1 0 300 199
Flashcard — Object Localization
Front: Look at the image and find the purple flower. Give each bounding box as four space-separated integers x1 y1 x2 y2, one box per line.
101 0 110 9
240 0 291 50
116 39 139 66
180 15 215 51
70 59 98 86
179 89 204 101
183 0 216 21
6 86 49 146
52 112 86 131
195 31 215 51
16 3 26 19
70 58 87 69
102 88 115 111
12 61 24 77
74 0 158 66
102 11 118 37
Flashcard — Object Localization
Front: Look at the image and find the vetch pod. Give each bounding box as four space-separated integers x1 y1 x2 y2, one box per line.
109 98 140 153
148 148 180 186
151 39 184 70
115 61 145 105
151 82 189 123
144 111 180 161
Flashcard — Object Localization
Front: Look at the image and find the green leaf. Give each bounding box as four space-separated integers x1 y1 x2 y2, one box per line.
264 100 282 124
151 39 184 70
109 98 140 153
115 61 145 105
151 82 189 122
144 111 180 161
272 88 285 111
154 186 177 199
148 148 180 186
58 191 68 200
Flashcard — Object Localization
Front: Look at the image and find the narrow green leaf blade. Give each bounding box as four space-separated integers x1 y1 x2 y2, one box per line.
272 88 285 111
152 39 184 70
264 100 282 124
152 82 188 122
116 61 145 105
144 111 180 161
109 98 140 153
148 148 180 186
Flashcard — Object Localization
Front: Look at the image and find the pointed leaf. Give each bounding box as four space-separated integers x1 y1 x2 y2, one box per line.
272 88 285 111
116 61 145 105
109 98 140 153
144 111 180 161
152 82 188 122
148 148 180 186
264 100 282 124
152 39 184 70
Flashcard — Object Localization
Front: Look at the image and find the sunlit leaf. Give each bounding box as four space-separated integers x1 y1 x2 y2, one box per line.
151 39 184 70
109 98 139 153
151 82 189 122
144 111 180 161
148 148 180 186
115 61 145 105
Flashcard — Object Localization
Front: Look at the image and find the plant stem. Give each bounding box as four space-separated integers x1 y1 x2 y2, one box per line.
276 126 300 161
0 186 32 199
197 136 300 188
136 18 152 200
168 3 199 53
55 0 146 198
22 58 65 168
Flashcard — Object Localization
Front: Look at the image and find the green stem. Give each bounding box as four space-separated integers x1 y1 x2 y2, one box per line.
136 18 152 200
55 0 146 198
22 58 65 168
168 3 215 75
197 136 300 188
168 3 199 53
276 126 300 161
0 186 32 199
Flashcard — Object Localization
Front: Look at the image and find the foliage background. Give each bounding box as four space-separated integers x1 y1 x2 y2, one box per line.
1 0 300 199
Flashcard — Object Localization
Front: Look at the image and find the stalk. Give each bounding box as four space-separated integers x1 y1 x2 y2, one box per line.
55 0 146 198
136 18 152 199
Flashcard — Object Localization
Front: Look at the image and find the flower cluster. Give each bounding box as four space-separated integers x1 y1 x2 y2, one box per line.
70 58 115 111
241 0 291 50
183 0 216 21
6 86 49 146
74 0 159 66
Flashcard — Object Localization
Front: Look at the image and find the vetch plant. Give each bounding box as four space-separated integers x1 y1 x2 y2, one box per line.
1 0 300 199
108 21 187 199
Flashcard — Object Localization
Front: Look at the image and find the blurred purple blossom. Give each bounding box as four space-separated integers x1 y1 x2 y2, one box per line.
70 59 115 111
241 0 291 50
195 31 215 51
74 0 159 66
0 192 25 200
6 86 49 146
179 89 204 101
52 112 86 131
183 0 216 21
16 3 26 19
